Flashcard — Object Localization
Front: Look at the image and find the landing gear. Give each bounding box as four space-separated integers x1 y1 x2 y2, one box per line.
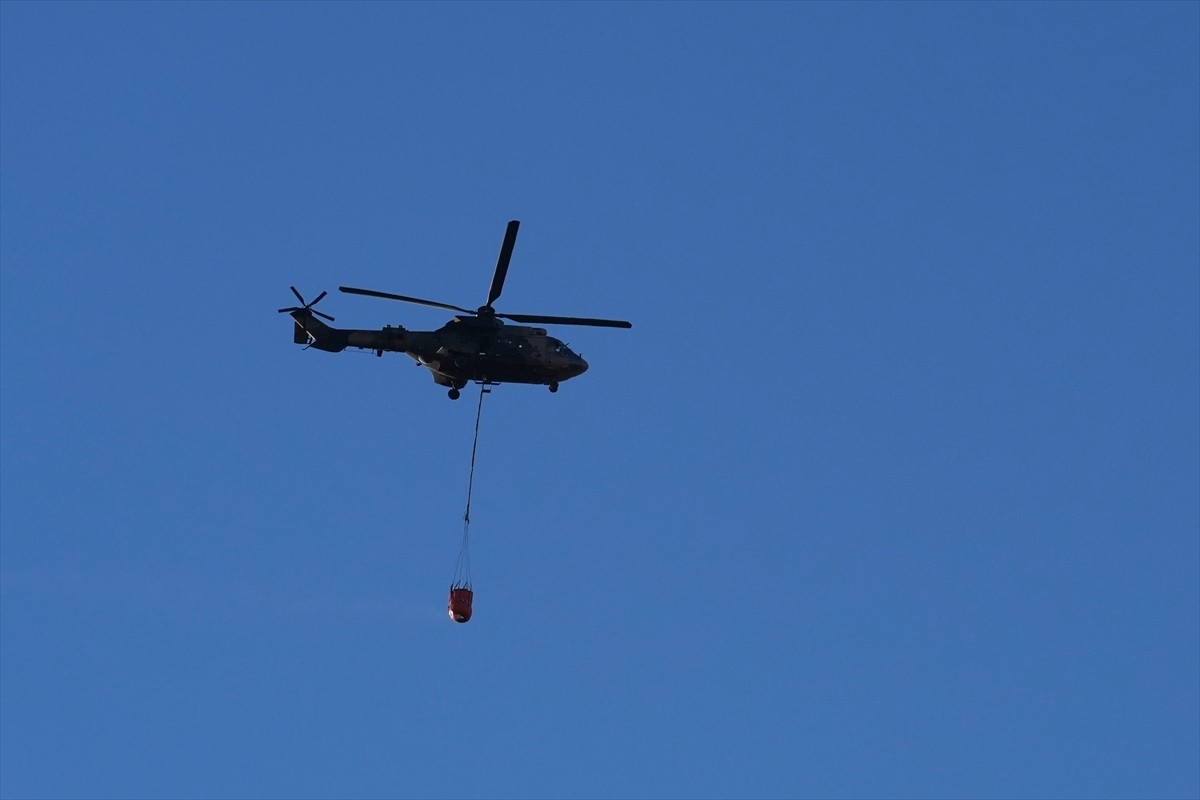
548 382 559 393
448 388 461 400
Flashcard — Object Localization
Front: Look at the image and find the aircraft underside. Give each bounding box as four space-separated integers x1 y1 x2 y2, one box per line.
424 358 563 388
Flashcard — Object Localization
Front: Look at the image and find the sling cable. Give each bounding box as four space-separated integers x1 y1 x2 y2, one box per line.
449 384 488 623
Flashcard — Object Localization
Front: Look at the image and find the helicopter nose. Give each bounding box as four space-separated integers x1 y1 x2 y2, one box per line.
573 357 588 377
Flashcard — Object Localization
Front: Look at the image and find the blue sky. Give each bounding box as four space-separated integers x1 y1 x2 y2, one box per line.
1 2 1197 798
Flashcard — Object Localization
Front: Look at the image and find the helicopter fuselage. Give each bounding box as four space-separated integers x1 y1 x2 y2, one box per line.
290 310 588 393
279 220 629 398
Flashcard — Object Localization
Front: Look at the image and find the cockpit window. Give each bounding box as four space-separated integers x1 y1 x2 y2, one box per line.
550 340 578 358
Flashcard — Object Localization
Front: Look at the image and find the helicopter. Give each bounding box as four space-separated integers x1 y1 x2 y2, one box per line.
278 221 632 399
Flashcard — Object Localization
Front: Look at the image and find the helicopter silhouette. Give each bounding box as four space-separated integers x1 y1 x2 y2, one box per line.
279 221 631 399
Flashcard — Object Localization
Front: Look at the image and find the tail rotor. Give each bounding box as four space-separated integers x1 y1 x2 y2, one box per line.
278 286 335 321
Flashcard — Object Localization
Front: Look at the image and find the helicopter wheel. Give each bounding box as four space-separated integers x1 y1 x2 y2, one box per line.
448 388 461 400
548 382 559 393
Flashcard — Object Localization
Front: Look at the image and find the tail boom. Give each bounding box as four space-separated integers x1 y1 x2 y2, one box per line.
290 311 409 354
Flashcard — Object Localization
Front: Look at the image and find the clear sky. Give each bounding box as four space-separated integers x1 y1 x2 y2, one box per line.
2 2 1197 799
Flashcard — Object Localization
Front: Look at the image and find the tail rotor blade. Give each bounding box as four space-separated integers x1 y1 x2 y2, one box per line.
281 287 334 319
486 220 520 308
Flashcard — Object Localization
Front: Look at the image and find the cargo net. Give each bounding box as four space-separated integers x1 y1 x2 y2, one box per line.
448 386 486 622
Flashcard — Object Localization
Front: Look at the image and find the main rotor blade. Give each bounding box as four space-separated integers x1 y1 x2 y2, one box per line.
498 312 632 329
339 286 473 315
486 220 520 308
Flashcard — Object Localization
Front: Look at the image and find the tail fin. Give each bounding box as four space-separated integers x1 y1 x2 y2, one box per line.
290 311 348 352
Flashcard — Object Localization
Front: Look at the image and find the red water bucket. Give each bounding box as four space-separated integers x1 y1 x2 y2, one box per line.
448 587 474 623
